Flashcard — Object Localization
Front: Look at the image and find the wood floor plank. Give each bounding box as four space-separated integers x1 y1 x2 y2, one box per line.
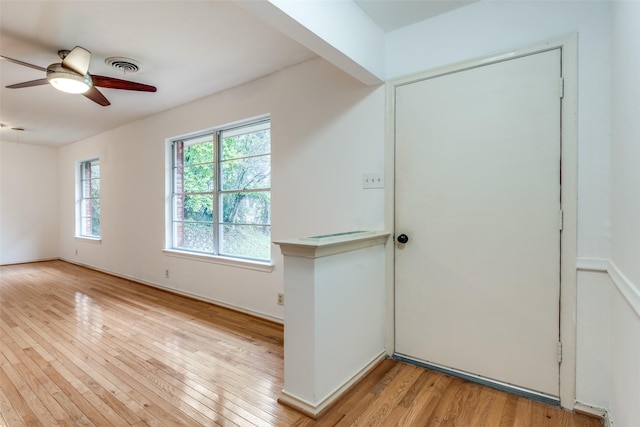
0 362 39 427
350 363 424 425
1 335 90 427
8 303 155 426
407 370 455 425
424 376 468 425
0 383 27 427
0 261 604 426
513 396 533 427
380 369 434 426
469 387 507 425
499 393 520 427
531 399 558 427
26 310 198 427
9 318 138 426
0 354 55 426
25 347 118 427
308 358 397 426
442 380 484 426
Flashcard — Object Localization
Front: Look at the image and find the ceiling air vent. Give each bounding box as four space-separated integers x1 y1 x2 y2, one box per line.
105 57 141 73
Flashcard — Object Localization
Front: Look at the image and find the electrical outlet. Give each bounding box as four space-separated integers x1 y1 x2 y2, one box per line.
277 293 284 305
75 249 78 256
165 269 170 279
363 173 384 189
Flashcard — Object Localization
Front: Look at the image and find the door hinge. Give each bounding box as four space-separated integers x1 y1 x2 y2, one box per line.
557 341 563 364
558 210 564 231
559 77 564 98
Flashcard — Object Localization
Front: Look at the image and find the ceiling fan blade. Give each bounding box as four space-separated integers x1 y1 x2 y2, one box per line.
0 55 47 72
62 46 91 75
6 78 50 89
92 75 157 92
83 86 110 106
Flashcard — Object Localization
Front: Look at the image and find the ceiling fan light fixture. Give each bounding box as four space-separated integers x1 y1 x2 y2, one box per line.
46 64 92 94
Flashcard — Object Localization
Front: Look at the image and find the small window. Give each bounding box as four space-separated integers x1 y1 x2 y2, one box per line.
170 119 271 261
77 159 100 238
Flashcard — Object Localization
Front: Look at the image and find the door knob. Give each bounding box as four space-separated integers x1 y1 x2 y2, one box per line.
397 234 409 244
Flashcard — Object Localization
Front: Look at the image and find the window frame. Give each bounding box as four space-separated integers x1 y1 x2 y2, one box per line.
76 158 101 240
167 118 272 266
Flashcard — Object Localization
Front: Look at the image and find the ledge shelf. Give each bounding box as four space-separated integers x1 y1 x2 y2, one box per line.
273 230 389 259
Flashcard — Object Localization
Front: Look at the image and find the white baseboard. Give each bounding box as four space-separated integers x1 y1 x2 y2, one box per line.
59 257 283 324
574 402 609 426
0 256 58 266
279 350 387 418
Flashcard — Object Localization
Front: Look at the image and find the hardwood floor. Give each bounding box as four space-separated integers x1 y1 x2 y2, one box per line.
0 261 601 426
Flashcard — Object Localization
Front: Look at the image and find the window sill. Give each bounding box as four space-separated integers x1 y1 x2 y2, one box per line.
75 236 102 244
162 249 274 272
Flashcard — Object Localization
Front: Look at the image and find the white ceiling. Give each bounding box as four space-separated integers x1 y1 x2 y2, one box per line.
0 0 473 147
355 0 476 32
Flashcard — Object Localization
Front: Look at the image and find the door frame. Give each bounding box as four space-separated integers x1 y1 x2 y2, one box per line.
384 34 578 409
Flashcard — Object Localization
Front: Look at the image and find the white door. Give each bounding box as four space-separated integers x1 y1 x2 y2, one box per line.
394 49 562 397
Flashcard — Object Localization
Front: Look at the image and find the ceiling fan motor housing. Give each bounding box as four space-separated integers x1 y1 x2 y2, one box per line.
46 63 93 94
2 46 156 105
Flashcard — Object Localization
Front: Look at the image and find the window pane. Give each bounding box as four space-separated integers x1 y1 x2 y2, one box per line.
90 218 100 236
82 180 90 198
82 174 95 197
183 164 214 192
183 139 214 165
170 120 270 261
91 199 100 218
220 224 271 260
78 158 100 238
221 155 270 190
81 199 88 216
80 216 100 237
91 162 100 178
179 194 214 222
221 128 270 160
90 179 100 198
221 191 270 225
174 222 213 253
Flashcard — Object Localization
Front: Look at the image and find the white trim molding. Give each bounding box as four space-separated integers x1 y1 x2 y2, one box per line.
279 351 387 419
574 402 610 427
608 261 640 318
59 258 283 324
575 257 610 272
577 257 640 318
162 249 274 273
0 257 59 267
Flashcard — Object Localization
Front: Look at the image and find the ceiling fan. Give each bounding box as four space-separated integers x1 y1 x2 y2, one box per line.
0 46 156 106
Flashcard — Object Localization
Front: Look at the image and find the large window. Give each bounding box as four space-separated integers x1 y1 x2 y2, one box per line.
78 158 100 238
171 119 271 261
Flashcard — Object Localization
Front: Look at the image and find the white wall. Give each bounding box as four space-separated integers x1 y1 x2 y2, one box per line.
611 1 640 285
57 58 385 322
609 1 640 425
576 268 612 411
385 0 612 413
0 141 59 264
